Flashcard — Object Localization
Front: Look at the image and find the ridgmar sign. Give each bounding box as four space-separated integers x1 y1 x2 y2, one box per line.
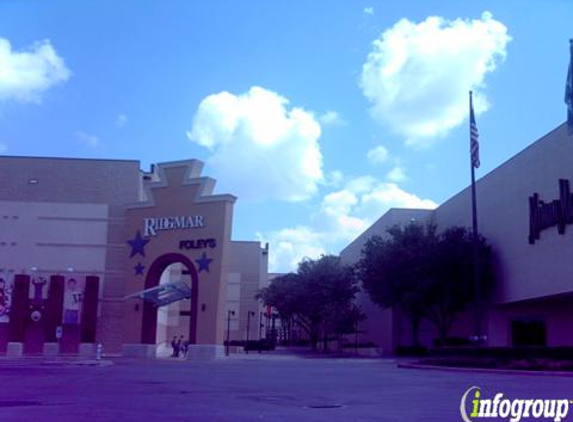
144 215 204 236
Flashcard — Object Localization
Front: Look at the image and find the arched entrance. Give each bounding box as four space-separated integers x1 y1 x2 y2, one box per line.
141 253 199 345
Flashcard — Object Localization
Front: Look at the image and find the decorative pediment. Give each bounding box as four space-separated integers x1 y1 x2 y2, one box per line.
129 159 236 209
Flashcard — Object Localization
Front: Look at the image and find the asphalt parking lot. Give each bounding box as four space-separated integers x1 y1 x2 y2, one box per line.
1 353 573 422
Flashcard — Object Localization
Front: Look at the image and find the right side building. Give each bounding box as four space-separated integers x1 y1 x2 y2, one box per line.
340 123 573 354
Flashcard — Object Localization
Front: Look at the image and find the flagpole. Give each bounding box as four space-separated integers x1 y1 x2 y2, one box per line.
566 39 573 134
469 91 482 344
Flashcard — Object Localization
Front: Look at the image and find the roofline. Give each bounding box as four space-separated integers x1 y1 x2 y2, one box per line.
338 207 435 256
0 154 140 164
439 122 567 210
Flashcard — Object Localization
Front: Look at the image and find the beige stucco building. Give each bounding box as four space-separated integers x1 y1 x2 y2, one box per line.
341 123 573 353
0 157 268 358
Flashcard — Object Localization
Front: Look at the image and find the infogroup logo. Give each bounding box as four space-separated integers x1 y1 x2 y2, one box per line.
460 387 571 422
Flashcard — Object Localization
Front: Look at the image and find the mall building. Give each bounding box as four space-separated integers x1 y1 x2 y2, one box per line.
0 157 269 358
341 123 573 354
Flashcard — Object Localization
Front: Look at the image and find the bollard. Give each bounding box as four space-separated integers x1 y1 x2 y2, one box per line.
96 343 103 361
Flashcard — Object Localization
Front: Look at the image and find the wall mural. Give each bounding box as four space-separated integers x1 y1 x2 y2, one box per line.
63 277 84 325
0 274 13 323
29 275 50 322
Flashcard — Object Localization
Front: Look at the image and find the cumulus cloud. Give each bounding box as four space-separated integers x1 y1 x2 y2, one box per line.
0 38 71 103
0 142 7 153
319 176 436 237
318 188 370 242
386 165 407 182
257 227 326 274
354 181 436 220
75 131 100 147
323 170 344 188
367 145 389 164
319 110 345 126
260 175 437 272
187 86 323 202
364 6 374 15
345 175 376 194
116 114 128 128
360 11 510 147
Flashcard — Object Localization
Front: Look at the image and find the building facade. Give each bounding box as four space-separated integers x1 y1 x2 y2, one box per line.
0 157 268 358
341 123 573 353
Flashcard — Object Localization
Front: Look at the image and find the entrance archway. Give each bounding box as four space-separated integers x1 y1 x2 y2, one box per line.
141 253 199 345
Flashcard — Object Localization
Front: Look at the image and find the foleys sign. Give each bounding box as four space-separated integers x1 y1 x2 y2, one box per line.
144 215 204 237
179 239 217 250
529 179 573 244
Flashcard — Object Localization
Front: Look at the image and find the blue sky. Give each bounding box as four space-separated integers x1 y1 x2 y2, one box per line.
1 0 572 271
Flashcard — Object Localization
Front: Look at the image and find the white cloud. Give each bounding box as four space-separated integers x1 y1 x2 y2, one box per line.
75 131 100 147
323 170 344 187
319 110 345 126
364 6 374 15
355 181 436 220
360 11 510 147
0 38 71 103
345 175 376 194
257 227 326 274
386 165 407 182
0 142 6 153
261 175 437 272
116 114 128 128
320 177 436 237
318 189 370 243
187 86 323 202
367 145 389 164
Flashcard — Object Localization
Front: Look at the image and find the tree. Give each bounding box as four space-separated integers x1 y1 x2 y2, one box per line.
425 227 494 345
256 273 301 343
356 223 437 347
356 222 494 348
258 255 359 351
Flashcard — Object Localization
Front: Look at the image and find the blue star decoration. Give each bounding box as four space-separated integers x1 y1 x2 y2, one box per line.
127 231 150 258
134 262 145 276
195 252 213 273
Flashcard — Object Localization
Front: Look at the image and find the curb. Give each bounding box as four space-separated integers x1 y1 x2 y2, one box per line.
42 359 114 367
0 357 114 367
397 363 573 377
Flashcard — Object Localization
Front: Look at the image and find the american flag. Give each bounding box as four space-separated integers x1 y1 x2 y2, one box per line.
470 93 480 169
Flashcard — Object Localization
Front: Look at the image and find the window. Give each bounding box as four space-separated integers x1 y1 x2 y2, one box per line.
511 317 547 347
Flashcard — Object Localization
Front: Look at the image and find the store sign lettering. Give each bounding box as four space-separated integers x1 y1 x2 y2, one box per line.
529 179 573 244
144 215 204 237
179 238 217 250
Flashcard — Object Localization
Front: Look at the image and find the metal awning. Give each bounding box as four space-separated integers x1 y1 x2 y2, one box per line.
125 280 192 307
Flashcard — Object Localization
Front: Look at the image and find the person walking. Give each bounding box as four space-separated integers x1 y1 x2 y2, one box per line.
175 335 183 357
181 338 189 358
171 335 178 358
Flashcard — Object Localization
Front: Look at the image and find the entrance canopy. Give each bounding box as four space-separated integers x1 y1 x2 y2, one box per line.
126 280 192 307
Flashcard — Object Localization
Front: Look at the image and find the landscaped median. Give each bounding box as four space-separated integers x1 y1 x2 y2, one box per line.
398 346 573 375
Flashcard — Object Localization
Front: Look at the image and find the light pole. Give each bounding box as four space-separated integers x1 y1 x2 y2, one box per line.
226 310 235 356
271 311 277 346
259 311 264 340
354 319 359 356
246 310 255 354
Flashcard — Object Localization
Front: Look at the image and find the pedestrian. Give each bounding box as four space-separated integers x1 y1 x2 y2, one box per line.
175 335 183 357
181 339 189 358
171 335 178 358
